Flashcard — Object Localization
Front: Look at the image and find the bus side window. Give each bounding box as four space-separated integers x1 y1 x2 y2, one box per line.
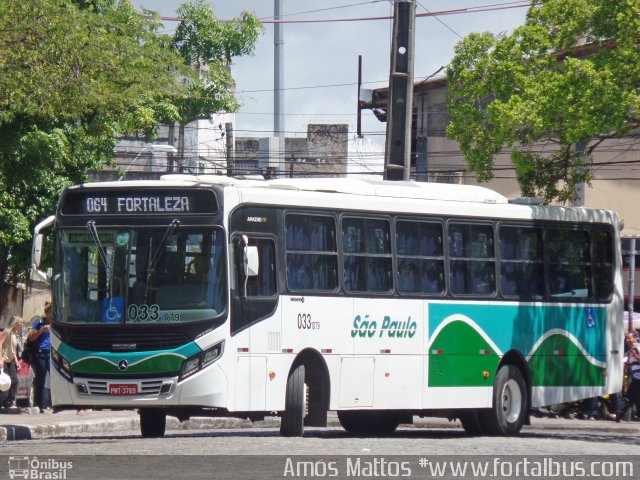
342 217 392 293
448 223 495 296
548 228 590 298
397 220 444 296
593 229 613 301
285 213 338 292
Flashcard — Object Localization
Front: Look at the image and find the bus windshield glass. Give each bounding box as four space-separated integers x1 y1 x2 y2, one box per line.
54 226 227 324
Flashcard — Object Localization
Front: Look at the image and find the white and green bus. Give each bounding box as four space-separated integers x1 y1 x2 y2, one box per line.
32 176 624 437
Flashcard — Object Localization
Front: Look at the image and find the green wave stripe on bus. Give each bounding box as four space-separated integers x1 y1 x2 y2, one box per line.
71 354 185 375
428 320 500 387
58 342 202 376
528 333 606 387
427 303 606 359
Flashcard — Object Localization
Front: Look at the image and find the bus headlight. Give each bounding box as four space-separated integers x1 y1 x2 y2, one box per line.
51 347 73 381
179 341 224 381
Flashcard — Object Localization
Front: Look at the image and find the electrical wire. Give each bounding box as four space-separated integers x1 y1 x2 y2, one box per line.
415 0 463 40
257 0 390 20
157 1 531 24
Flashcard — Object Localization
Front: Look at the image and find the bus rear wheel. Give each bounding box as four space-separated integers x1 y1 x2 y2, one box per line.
479 364 527 435
139 408 167 438
280 364 306 437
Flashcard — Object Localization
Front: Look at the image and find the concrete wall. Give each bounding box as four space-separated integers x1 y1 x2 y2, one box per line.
1 282 49 329
235 124 354 178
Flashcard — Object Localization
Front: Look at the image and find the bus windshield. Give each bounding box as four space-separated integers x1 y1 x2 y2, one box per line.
53 226 227 324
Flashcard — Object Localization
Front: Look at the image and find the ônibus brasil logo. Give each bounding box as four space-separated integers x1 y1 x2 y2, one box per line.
8 456 73 480
351 314 417 339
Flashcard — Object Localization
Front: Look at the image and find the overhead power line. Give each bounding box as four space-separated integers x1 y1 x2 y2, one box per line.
157 1 531 24
257 0 390 20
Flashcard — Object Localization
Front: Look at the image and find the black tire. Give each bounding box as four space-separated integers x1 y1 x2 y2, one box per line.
140 408 167 438
458 409 486 436
338 411 400 436
479 365 527 435
280 364 306 437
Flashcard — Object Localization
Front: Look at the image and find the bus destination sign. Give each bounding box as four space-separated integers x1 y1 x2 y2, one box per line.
60 189 218 216
85 195 190 214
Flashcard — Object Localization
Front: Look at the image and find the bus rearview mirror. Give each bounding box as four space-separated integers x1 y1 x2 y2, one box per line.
245 246 259 277
32 234 43 268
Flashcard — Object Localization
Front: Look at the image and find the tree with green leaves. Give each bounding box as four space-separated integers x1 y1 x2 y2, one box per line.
446 0 640 204
0 0 262 316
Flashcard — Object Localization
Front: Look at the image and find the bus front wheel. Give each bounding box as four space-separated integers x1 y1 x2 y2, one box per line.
139 408 167 438
280 364 306 437
480 364 527 436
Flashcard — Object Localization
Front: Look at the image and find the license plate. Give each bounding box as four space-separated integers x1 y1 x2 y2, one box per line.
109 384 138 395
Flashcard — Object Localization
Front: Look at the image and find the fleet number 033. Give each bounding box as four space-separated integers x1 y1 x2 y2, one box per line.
297 313 320 330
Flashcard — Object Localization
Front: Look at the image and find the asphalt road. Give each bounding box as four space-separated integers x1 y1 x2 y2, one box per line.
0 414 637 480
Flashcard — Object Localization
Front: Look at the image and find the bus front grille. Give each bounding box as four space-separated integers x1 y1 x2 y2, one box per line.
66 332 190 352
85 379 165 396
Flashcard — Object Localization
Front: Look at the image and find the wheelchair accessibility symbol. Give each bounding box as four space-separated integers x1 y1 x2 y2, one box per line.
102 296 124 323
586 307 595 328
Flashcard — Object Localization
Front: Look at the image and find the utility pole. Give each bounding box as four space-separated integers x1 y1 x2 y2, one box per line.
178 122 185 173
357 55 363 138
629 238 636 333
167 123 176 173
274 0 285 178
574 139 587 207
225 122 234 177
384 0 416 181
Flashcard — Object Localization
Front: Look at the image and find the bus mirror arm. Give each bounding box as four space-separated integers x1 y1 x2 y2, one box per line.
31 215 55 283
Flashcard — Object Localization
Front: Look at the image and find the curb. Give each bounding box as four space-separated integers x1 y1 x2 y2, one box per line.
0 417 140 441
0 413 636 442
0 414 281 442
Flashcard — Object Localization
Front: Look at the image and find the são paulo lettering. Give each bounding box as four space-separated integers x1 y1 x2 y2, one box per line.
351 314 417 338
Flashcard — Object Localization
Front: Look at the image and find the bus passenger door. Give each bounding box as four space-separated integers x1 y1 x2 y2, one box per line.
230 234 279 411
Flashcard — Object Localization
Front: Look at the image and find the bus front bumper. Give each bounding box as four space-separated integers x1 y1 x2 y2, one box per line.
50 363 228 408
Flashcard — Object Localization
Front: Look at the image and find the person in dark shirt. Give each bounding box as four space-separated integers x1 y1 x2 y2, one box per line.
27 299 52 413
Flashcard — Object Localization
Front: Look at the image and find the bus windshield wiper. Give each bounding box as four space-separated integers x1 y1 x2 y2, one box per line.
143 219 181 298
86 220 113 296
150 219 180 272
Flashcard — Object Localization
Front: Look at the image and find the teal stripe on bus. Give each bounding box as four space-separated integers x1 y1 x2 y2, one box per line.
428 303 606 358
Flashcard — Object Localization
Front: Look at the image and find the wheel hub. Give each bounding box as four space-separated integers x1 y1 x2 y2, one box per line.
501 378 522 423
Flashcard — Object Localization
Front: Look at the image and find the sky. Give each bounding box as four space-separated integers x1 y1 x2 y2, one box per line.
130 0 528 142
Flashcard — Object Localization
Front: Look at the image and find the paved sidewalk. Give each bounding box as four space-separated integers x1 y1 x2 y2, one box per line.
0 408 636 442
0 408 282 441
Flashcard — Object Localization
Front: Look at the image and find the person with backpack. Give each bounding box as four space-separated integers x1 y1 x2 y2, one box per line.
27 299 52 413
618 332 640 422
0 315 24 411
